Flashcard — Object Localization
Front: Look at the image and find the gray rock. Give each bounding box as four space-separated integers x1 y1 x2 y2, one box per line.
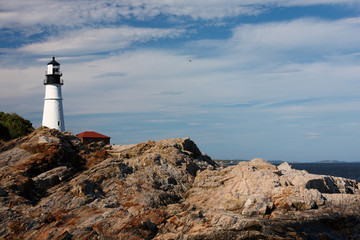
1 130 360 240
32 166 70 188
241 194 273 216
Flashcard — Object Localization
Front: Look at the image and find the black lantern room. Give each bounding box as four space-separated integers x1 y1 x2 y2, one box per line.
44 57 63 85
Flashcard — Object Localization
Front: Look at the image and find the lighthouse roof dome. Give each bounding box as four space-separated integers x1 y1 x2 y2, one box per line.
48 57 60 66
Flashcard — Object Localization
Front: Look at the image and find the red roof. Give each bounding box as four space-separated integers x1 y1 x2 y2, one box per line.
77 131 110 139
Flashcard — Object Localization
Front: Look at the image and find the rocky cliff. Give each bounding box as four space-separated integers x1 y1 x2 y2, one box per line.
0 129 359 239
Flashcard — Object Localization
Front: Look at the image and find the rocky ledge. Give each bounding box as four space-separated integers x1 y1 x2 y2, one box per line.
0 129 359 239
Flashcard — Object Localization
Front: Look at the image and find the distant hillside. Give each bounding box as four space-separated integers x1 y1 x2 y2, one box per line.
316 160 346 163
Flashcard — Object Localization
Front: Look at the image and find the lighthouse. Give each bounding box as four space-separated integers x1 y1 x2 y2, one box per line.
42 57 65 131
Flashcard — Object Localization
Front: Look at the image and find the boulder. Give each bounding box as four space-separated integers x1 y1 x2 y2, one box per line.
32 166 70 188
241 194 273 216
278 162 359 194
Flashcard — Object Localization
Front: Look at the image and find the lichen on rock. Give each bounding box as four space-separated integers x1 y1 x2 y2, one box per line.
0 130 359 239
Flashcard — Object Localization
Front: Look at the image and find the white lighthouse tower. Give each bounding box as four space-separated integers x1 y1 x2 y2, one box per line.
42 57 65 131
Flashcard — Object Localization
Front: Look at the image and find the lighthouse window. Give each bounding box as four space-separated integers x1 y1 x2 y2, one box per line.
58 121 60 126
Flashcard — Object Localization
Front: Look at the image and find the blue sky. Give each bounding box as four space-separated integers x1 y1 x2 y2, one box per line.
1 1 360 162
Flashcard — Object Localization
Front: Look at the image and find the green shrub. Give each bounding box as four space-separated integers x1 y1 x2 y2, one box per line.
0 112 34 141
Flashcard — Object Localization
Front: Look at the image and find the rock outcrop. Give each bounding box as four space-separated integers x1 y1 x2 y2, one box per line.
0 129 359 239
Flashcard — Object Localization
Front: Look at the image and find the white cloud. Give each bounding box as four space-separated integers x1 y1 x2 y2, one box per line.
227 17 360 59
188 122 201 126
1 0 359 30
16 26 185 55
0 66 44 114
278 0 359 7
281 116 308 119
0 1 120 28
2 16 360 128
306 132 321 139
147 119 179 123
0 1 253 29
0 1 262 29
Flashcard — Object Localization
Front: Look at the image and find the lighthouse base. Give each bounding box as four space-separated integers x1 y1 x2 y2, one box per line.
42 84 65 132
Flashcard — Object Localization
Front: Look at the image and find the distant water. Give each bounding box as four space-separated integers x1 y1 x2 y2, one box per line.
286 163 360 182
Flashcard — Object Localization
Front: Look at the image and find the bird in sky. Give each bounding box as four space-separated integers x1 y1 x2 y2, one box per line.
187 57 192 62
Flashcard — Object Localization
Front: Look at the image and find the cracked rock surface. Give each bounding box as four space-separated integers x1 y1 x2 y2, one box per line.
0 129 359 239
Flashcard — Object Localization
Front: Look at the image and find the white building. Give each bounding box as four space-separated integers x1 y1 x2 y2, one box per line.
42 57 65 131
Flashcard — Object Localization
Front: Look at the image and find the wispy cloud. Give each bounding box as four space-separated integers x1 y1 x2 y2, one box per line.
14 27 185 55
280 115 308 119
306 132 321 139
228 17 360 61
0 1 261 29
2 16 360 117
1 0 359 31
279 0 360 7
155 91 184 96
95 72 127 78
147 119 180 123
265 98 320 108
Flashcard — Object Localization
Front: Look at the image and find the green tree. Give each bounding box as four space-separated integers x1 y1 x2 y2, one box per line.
0 112 34 141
